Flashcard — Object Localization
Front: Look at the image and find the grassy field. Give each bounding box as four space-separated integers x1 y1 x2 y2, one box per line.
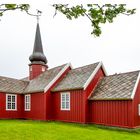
0 120 140 140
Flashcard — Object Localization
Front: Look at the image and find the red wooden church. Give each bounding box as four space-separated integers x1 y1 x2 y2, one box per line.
0 23 140 129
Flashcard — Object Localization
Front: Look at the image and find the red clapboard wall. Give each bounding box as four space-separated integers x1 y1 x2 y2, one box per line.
89 100 134 128
24 93 46 120
52 90 85 123
0 93 23 119
84 67 105 123
133 80 140 127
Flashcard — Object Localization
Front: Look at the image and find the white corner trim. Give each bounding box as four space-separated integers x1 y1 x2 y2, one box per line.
131 72 140 99
83 62 102 90
44 63 72 93
101 62 108 76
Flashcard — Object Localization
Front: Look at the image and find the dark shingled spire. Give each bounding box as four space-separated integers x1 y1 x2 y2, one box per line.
29 23 47 65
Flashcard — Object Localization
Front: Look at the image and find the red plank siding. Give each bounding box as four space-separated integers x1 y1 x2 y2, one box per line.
0 93 23 119
29 64 47 80
45 66 71 120
24 93 46 120
52 90 85 123
133 80 140 127
84 67 105 123
89 100 134 128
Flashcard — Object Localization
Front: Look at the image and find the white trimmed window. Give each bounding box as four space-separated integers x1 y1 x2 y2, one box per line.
6 94 17 111
25 94 31 111
42 66 45 72
29 66 32 71
138 104 140 116
61 92 70 110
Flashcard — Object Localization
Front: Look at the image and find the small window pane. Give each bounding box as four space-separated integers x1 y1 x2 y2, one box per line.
8 103 11 109
66 94 69 101
66 102 69 109
8 96 11 102
12 96 15 102
12 103 15 109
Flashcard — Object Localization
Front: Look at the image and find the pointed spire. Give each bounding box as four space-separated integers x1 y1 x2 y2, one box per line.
29 23 47 65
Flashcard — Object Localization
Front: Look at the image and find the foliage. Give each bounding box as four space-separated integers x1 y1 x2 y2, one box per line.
0 4 30 16
53 4 136 37
0 120 140 140
0 4 41 19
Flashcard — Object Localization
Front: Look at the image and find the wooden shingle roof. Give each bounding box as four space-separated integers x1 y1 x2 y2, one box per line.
0 76 29 94
89 71 140 100
23 64 69 93
52 62 100 92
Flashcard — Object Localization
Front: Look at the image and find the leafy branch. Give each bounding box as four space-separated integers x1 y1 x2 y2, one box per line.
52 4 136 37
0 4 41 19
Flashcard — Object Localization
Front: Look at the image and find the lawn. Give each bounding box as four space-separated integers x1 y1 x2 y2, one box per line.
0 120 140 140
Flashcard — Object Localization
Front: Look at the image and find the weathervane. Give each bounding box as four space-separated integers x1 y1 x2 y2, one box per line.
36 9 42 23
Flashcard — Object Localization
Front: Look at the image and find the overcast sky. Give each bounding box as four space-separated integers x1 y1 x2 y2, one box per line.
0 0 140 79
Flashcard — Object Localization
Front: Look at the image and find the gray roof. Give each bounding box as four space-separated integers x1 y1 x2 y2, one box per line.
52 62 99 92
0 76 29 94
89 71 140 100
24 64 67 93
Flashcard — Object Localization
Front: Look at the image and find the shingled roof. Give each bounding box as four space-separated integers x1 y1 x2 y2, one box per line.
89 71 140 100
0 76 29 94
24 64 70 93
52 62 100 92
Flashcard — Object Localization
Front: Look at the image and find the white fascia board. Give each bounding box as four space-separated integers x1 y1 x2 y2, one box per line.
83 62 102 90
131 72 140 99
101 62 108 76
44 63 72 93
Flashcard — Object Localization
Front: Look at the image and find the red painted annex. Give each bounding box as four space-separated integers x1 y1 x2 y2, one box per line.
0 23 140 129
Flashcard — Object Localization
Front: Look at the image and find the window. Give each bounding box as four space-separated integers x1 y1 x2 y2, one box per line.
25 94 31 111
29 66 32 71
42 66 45 72
6 94 17 111
61 92 70 110
138 104 140 116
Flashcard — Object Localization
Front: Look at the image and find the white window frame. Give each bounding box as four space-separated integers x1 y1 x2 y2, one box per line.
6 94 17 111
29 66 32 71
25 94 31 111
138 104 140 116
61 92 70 111
42 66 45 72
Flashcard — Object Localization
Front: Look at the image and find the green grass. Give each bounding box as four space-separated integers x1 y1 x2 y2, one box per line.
0 120 140 140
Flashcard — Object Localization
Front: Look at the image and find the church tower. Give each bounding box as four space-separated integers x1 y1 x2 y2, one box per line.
29 23 48 80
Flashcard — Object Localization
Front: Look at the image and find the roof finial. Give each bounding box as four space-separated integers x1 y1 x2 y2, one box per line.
36 9 42 23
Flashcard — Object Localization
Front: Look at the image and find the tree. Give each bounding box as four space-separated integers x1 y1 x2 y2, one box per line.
0 4 41 19
0 4 136 37
52 4 136 37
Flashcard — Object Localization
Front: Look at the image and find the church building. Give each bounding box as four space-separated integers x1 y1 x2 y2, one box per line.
0 22 140 129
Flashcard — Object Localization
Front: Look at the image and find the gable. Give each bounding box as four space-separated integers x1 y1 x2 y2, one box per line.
52 62 107 92
23 63 71 93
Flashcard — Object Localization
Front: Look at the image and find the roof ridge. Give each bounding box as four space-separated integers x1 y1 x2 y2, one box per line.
0 75 20 81
107 70 140 77
72 62 100 70
48 63 69 71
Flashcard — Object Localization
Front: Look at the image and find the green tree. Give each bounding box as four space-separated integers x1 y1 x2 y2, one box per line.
0 4 41 19
53 4 136 37
0 4 136 37
0 4 30 16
